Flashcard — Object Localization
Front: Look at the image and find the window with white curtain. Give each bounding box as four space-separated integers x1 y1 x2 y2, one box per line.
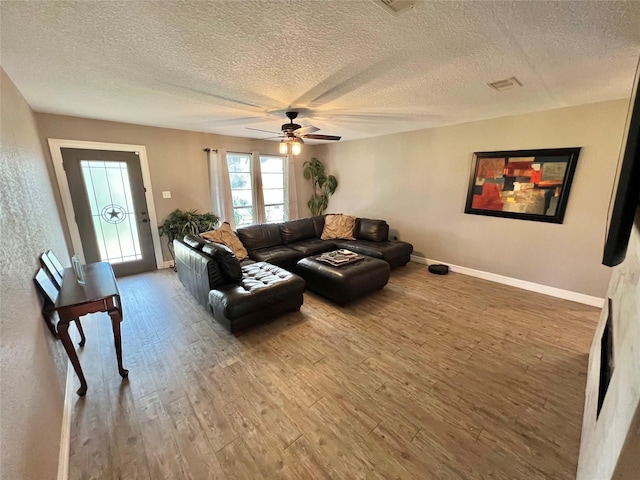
260 155 285 224
227 152 287 227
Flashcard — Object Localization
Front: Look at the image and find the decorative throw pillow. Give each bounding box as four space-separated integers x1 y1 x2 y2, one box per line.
321 214 357 240
200 222 249 261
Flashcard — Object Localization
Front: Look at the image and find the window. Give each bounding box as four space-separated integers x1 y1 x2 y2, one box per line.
227 153 253 227
260 155 285 224
227 152 286 227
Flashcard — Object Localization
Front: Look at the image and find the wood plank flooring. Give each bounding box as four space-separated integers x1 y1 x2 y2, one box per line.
67 263 599 479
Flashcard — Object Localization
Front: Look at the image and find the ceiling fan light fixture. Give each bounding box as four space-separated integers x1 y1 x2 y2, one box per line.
291 138 303 156
246 112 340 154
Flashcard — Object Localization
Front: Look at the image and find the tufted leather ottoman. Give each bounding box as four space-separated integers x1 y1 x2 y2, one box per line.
295 254 390 305
208 262 305 333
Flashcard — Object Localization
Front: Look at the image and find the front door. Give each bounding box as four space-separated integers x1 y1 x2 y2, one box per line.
61 148 156 276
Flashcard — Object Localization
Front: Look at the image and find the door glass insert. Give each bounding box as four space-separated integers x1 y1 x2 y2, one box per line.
80 160 142 264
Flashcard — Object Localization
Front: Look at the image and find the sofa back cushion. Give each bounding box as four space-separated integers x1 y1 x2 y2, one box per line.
202 242 243 283
237 223 283 251
357 218 389 242
183 234 208 250
279 218 316 244
310 215 325 238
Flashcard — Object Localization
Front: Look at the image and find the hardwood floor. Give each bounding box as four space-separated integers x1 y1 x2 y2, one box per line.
67 263 599 479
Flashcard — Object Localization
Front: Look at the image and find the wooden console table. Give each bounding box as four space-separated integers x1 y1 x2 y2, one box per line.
56 262 128 395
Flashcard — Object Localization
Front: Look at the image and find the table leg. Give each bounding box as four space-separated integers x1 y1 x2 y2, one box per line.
108 308 129 378
57 320 88 396
74 319 86 347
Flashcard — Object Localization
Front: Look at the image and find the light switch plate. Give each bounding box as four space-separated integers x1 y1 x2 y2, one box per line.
162 191 171 199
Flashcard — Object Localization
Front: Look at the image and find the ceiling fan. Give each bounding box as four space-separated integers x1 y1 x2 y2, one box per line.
246 111 341 155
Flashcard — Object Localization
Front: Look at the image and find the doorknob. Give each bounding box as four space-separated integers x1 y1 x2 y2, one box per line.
141 219 149 223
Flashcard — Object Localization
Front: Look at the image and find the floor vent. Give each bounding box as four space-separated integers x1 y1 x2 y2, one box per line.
372 0 416 16
487 76 523 91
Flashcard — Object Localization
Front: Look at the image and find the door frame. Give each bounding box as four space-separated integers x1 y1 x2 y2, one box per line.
48 139 164 270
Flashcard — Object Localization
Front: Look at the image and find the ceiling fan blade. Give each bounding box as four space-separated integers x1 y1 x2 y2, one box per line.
293 125 320 136
301 134 342 141
246 127 281 134
250 136 282 141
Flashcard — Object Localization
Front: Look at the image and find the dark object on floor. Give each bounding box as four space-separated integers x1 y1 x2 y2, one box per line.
428 264 449 275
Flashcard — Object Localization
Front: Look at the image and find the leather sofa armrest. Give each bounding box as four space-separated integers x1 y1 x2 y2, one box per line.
174 239 225 308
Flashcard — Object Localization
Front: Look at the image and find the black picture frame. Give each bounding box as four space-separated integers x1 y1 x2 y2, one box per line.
602 57 640 267
464 148 581 223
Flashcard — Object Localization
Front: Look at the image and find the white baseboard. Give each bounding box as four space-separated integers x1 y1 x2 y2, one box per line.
57 329 79 480
410 255 604 308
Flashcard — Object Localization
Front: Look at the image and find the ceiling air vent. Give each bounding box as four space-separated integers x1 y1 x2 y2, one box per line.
487 77 523 91
372 0 416 16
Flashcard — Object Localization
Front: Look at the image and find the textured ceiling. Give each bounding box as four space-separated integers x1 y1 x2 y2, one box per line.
1 1 640 142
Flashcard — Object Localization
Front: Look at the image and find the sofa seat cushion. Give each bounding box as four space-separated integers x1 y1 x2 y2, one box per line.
334 239 413 268
249 245 304 269
280 218 316 244
208 262 305 322
289 238 337 256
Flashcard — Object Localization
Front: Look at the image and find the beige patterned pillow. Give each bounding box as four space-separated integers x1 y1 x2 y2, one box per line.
200 222 248 261
321 214 357 240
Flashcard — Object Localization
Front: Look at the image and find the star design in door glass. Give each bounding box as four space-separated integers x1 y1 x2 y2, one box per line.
101 204 127 224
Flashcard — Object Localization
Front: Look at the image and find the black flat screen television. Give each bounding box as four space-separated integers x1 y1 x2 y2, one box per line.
602 57 640 267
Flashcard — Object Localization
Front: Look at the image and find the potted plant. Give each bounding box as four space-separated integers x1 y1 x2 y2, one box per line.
158 209 220 268
303 157 338 216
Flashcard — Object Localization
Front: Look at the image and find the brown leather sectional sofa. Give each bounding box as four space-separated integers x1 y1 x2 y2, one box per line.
174 215 413 332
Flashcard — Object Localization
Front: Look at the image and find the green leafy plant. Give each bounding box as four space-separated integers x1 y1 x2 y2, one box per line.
303 157 338 216
158 208 220 241
158 209 220 268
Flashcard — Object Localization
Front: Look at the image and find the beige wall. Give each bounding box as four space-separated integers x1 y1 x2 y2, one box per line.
578 213 640 479
34 113 317 260
316 100 630 297
0 69 69 479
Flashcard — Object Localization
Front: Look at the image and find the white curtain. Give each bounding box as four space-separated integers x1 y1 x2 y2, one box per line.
251 151 266 224
285 154 299 220
207 148 235 229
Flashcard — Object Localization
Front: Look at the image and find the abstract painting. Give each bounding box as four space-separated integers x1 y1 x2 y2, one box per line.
464 148 580 223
